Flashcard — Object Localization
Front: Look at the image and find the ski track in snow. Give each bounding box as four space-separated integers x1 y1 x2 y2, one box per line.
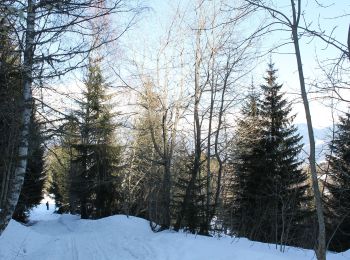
0 200 349 260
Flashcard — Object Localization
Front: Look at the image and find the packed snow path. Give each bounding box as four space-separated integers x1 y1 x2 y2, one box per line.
0 201 349 260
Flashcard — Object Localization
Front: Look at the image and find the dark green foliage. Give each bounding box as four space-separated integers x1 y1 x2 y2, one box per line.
75 61 122 219
0 18 22 211
256 63 311 245
173 154 207 234
74 143 122 219
230 63 311 247
126 124 163 220
49 115 80 214
229 86 265 238
49 60 122 219
325 112 350 252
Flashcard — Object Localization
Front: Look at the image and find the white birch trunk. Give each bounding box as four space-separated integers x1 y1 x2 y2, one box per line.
0 0 35 235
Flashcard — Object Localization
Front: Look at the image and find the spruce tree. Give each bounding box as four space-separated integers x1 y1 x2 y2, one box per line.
229 85 265 239
48 60 121 219
173 153 207 234
230 63 311 247
74 59 121 219
325 112 350 252
257 63 310 246
48 146 72 214
48 114 80 214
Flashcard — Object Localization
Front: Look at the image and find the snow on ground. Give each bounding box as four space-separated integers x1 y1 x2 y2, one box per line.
0 200 349 260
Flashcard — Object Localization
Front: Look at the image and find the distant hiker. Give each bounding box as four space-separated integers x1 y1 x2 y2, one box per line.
46 201 49 210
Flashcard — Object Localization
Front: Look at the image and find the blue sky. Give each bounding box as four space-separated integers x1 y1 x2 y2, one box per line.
125 0 349 128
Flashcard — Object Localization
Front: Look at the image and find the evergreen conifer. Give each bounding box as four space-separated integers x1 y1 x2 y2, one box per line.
230 63 311 247
325 112 350 252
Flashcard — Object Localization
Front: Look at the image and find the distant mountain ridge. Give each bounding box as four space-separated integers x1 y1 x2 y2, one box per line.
296 123 331 162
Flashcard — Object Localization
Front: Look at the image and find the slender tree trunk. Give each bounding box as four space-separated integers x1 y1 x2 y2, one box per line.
161 158 171 229
347 24 350 61
212 56 231 221
0 0 35 235
80 145 87 219
206 68 214 231
291 7 326 259
174 25 202 232
193 24 203 233
175 71 202 231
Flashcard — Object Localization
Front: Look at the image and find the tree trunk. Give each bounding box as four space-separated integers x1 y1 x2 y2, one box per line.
0 0 35 235
291 22 326 260
347 24 350 61
289 1 326 259
174 24 202 232
161 158 171 229
206 67 214 231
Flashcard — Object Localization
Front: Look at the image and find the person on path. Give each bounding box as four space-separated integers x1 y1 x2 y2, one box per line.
46 201 49 210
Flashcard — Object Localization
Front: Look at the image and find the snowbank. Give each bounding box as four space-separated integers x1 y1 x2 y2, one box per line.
0 203 349 260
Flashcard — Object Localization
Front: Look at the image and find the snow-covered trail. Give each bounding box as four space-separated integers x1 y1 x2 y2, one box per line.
0 200 349 260
1 201 159 260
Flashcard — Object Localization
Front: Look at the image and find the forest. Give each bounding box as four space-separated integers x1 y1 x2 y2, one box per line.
0 1 349 260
